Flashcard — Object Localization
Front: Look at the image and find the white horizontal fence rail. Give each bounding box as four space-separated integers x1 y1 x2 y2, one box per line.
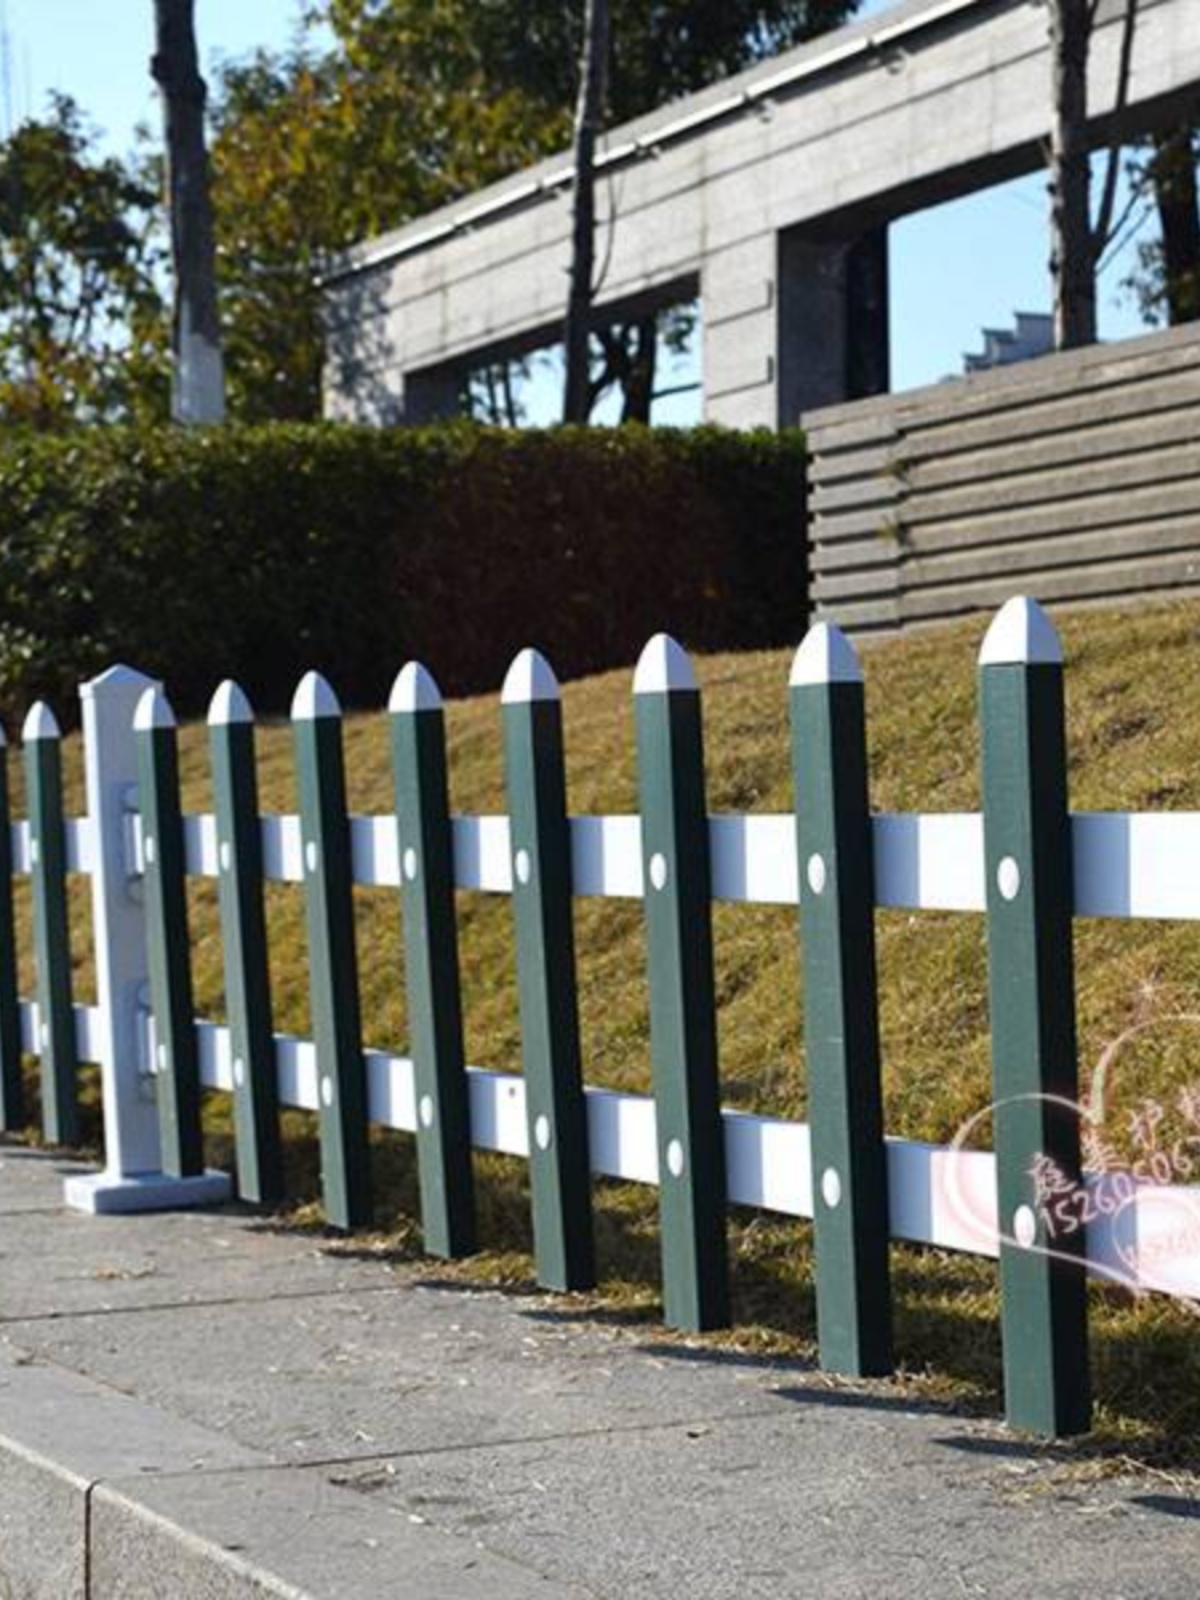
116 807 1200 919
6 603 1200 1441
9 817 93 877
17 985 1200 1307
17 998 105 1068
186 1022 1200 1305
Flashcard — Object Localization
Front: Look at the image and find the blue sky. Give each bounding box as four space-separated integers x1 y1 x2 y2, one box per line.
0 0 313 152
2 0 1159 404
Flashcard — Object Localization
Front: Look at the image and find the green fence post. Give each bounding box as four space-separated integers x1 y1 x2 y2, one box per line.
293 672 372 1231
789 622 893 1377
0 727 24 1131
209 682 283 1205
979 595 1090 1437
389 662 475 1258
502 648 594 1291
634 634 729 1332
23 703 77 1145
136 687 204 1177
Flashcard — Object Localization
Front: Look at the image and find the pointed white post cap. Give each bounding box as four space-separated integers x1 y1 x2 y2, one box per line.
388 661 442 714
208 680 253 725
291 670 340 720
133 686 176 732
502 647 559 704
789 621 862 686
979 596 1062 666
81 663 159 694
634 633 696 695
22 702 60 742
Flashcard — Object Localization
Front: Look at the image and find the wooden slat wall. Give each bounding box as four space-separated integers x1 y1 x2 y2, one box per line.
805 322 1200 636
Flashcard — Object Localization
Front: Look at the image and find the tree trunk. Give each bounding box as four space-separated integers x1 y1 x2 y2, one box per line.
619 318 658 423
1151 127 1200 324
501 361 521 427
152 0 225 424
562 0 608 424
1049 0 1096 349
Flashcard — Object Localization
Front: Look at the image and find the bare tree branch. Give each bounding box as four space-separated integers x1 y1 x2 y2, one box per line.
1092 0 1139 259
1094 176 1152 276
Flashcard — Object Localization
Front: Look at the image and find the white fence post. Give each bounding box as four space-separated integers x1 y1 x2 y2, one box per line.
63 665 231 1213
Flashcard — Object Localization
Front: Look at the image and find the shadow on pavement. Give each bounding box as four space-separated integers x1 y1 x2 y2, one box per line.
1130 1494 1200 1518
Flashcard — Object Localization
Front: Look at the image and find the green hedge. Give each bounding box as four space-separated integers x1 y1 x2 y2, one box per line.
0 423 806 719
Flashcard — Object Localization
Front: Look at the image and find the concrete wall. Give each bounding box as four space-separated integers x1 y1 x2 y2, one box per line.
804 321 1200 635
322 0 1199 428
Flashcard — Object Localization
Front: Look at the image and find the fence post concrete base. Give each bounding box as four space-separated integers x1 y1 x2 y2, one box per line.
63 665 231 1216
64 1168 232 1215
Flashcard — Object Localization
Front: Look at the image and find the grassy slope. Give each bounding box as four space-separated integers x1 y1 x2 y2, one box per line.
17 595 1200 1470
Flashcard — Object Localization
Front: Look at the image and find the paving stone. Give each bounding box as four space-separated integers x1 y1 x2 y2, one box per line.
0 1143 1197 1600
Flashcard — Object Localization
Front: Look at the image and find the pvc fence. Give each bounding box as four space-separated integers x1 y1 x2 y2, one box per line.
2 596 1198 1439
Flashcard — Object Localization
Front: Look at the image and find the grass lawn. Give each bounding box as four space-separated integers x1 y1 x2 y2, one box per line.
9 593 1200 1474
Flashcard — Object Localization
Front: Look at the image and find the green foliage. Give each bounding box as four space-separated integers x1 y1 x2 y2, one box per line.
0 423 806 718
210 10 570 422
460 0 859 123
0 95 168 427
209 52 347 423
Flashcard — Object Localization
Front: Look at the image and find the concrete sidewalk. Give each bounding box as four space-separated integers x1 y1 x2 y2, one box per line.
0 1145 1195 1599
